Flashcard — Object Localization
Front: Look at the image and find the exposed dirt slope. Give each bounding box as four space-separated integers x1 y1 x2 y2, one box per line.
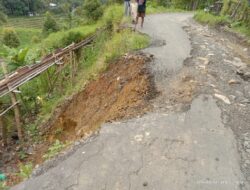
1 52 157 186
47 53 156 143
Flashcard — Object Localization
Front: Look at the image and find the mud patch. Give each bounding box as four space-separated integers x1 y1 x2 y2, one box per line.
167 73 197 105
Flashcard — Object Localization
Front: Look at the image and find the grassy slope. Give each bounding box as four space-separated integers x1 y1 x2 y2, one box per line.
194 11 250 38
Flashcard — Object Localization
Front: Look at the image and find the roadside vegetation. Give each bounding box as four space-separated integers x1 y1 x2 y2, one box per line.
194 0 250 38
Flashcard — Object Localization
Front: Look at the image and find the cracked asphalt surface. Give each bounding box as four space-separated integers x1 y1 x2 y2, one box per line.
11 13 250 190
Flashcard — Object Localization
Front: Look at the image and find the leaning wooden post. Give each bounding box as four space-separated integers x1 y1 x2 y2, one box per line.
70 51 74 85
0 60 23 143
0 102 7 146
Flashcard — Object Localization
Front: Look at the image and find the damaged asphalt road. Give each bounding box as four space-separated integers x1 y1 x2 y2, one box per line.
11 13 250 190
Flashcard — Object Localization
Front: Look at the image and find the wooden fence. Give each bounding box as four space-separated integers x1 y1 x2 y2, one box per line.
0 29 102 144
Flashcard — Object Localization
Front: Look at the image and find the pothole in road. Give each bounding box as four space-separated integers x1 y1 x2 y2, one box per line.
150 39 167 48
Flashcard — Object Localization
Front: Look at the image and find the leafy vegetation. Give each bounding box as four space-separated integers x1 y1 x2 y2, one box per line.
194 11 229 26
17 163 33 179
43 140 66 160
194 0 250 37
83 0 104 22
2 27 20 48
0 182 9 190
42 12 59 34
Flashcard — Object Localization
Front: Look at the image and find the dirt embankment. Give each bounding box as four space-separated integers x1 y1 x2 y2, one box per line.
46 53 157 143
1 52 157 186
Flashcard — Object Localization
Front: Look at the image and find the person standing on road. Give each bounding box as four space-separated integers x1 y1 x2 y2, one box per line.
124 0 131 16
135 0 147 29
131 0 138 23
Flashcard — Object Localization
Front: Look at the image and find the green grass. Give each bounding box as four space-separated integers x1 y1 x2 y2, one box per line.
40 24 99 51
0 27 41 57
4 15 66 29
43 140 67 160
231 22 250 38
103 30 150 62
194 11 229 26
147 6 185 14
0 182 9 190
194 11 250 38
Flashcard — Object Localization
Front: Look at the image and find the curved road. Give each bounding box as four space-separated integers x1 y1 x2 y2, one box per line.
12 13 249 190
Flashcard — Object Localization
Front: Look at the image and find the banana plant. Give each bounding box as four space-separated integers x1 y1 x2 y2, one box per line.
2 46 29 71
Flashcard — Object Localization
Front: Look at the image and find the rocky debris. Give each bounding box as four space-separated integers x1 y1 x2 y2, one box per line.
197 57 209 65
214 94 231 104
243 133 250 152
237 67 250 81
224 58 247 68
228 79 241 85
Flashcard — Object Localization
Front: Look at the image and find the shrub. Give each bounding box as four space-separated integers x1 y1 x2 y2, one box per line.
2 27 20 48
43 12 60 34
102 5 123 26
17 163 33 179
83 0 103 21
63 31 83 46
31 35 41 43
43 140 66 160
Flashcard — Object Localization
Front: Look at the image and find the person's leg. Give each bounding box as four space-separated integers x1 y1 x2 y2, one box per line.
124 2 129 16
141 16 144 28
135 15 139 30
128 2 131 16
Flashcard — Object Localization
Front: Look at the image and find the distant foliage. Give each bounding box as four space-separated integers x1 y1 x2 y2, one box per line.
0 11 7 25
0 0 83 16
83 0 103 21
153 0 218 10
43 12 60 34
2 27 20 48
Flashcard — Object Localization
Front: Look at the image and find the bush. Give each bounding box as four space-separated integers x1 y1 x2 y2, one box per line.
2 27 20 48
63 31 83 46
31 35 41 43
43 12 60 34
17 163 33 179
41 25 98 51
83 0 103 21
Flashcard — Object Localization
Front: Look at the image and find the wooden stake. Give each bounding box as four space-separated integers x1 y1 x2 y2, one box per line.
231 0 241 19
70 51 74 84
0 102 7 146
0 60 23 143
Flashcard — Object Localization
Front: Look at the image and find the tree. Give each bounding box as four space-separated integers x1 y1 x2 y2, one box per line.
43 11 59 34
83 0 103 21
2 27 20 48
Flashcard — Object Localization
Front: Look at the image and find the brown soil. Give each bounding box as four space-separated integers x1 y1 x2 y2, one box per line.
1 53 157 186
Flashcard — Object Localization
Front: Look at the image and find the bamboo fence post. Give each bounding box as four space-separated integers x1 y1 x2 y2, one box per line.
0 102 7 146
0 60 23 143
231 0 241 19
